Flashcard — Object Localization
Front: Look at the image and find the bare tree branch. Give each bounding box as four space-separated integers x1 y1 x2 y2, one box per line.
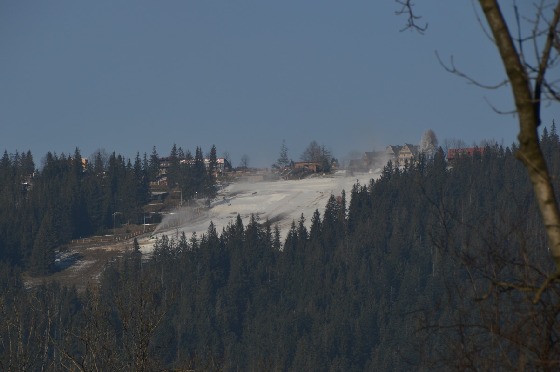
395 0 428 33
533 271 560 303
534 0 560 115
471 0 496 43
435 51 509 89
544 80 560 100
479 0 560 271
483 96 518 115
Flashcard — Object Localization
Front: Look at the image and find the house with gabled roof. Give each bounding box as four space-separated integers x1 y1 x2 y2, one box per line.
398 144 419 165
385 144 420 166
386 145 402 164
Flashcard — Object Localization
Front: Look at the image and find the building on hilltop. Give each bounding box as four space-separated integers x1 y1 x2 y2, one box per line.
293 161 321 173
446 147 484 162
385 144 420 167
398 144 419 165
387 128 438 166
385 145 402 164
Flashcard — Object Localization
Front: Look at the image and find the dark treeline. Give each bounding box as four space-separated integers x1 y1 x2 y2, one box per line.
0 144 219 277
1 127 560 370
161 143 222 201
0 148 150 276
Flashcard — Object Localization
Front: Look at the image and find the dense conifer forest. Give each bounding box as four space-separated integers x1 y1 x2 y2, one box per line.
1 128 560 370
0 148 151 276
0 144 219 277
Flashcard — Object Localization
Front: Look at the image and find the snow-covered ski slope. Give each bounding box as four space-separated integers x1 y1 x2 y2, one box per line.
143 170 380 251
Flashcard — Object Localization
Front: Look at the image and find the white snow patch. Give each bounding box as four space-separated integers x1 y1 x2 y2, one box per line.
141 171 379 252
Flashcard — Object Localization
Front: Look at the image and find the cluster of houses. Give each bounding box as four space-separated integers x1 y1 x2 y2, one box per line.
347 144 422 173
152 143 486 186
155 156 339 185
348 143 484 174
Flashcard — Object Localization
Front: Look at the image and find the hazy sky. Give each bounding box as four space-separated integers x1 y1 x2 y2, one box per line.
2 1 559 168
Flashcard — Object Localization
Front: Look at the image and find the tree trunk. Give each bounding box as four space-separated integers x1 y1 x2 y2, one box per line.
479 0 560 270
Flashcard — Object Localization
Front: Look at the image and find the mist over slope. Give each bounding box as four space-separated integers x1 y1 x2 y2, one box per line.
144 171 379 251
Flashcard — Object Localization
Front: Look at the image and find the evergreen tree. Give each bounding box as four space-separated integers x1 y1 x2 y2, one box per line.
310 209 322 242
148 146 160 181
273 224 282 251
209 144 218 177
134 152 149 206
30 212 57 275
190 146 207 198
168 144 180 187
206 145 218 198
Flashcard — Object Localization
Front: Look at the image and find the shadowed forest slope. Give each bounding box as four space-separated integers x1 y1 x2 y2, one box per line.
2 127 560 370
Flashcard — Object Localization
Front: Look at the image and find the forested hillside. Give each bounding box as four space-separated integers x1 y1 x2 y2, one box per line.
1 127 560 370
0 149 150 275
0 144 219 277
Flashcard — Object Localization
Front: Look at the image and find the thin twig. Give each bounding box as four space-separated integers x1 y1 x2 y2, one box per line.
395 0 428 33
483 96 517 115
435 51 509 89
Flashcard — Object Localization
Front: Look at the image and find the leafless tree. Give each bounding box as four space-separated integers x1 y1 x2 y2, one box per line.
419 129 439 158
301 140 333 171
442 138 468 154
399 1 560 368
240 154 250 169
400 0 560 288
479 0 560 273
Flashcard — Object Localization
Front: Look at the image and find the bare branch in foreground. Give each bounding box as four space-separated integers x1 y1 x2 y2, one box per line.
395 0 428 33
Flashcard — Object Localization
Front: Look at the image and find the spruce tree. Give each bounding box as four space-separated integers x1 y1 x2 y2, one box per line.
148 146 160 181
30 212 56 276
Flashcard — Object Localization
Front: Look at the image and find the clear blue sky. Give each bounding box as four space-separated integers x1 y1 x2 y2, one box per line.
1 1 558 168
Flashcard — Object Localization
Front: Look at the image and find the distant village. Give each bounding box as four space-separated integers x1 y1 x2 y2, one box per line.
346 143 422 174
151 130 485 186
347 130 485 174
33 129 486 206
17 129 485 200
